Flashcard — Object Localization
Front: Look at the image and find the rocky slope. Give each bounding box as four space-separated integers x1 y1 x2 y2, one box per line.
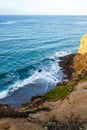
59 52 87 81
59 34 87 81
0 80 87 130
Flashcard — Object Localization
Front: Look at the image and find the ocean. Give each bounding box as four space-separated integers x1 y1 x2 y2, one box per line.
0 15 87 106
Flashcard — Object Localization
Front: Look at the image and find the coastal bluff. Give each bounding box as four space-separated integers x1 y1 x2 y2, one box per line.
78 34 87 54
60 34 87 80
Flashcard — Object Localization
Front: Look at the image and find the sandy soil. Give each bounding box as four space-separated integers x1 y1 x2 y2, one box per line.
0 118 44 130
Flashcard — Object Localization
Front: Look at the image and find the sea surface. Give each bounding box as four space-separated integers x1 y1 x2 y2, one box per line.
0 15 87 106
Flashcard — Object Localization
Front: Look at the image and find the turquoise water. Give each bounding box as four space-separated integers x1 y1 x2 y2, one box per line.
0 15 87 105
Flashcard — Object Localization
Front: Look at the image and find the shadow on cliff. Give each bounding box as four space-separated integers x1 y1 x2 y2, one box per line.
59 52 87 81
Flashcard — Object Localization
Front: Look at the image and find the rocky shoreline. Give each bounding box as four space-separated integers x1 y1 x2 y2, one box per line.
59 52 87 81
0 52 87 130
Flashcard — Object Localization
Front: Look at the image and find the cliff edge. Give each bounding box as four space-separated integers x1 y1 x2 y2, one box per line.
59 34 87 81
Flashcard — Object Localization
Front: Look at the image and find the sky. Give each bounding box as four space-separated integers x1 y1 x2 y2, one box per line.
0 0 87 15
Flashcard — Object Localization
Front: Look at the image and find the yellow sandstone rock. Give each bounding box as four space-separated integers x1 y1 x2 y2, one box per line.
78 34 87 54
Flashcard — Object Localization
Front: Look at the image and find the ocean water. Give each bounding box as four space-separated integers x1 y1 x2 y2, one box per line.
0 15 87 105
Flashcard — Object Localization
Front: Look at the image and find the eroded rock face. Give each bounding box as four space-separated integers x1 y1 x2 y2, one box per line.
59 53 87 80
59 35 87 80
78 34 87 54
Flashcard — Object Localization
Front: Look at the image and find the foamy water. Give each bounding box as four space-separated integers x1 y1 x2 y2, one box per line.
0 51 69 99
0 15 87 105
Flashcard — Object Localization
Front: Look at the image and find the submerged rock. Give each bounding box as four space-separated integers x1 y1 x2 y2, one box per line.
78 34 87 54
38 69 42 72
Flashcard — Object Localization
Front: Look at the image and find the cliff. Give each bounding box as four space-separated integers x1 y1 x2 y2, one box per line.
59 52 87 81
59 34 87 80
78 34 87 54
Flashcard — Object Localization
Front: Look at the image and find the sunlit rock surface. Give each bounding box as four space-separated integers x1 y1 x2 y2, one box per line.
78 34 87 54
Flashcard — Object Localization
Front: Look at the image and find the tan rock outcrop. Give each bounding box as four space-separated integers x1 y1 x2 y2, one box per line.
78 34 87 54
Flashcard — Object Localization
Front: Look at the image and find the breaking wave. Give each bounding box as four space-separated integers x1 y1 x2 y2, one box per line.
0 51 69 99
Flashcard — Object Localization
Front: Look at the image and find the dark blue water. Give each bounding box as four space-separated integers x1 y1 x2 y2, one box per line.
0 15 87 105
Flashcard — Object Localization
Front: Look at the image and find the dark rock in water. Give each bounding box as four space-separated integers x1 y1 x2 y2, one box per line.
38 69 42 72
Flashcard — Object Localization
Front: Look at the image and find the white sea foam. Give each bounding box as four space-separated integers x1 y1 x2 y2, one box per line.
0 51 69 99
0 90 8 99
54 51 69 58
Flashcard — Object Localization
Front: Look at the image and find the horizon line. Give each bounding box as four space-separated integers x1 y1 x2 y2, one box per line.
0 14 87 16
